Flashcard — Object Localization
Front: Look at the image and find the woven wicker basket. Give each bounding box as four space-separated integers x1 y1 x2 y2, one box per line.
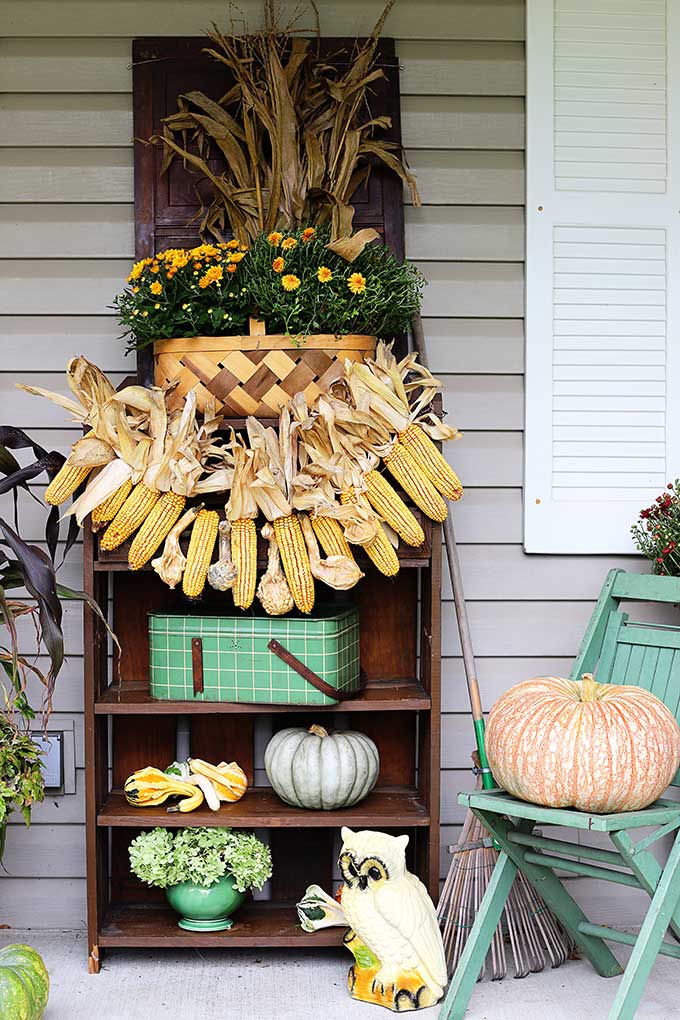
154 317 376 417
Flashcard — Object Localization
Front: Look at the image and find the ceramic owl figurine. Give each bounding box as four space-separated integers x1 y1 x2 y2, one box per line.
338 827 447 1011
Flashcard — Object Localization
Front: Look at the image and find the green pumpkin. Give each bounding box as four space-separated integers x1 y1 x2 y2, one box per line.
264 724 380 809
0 944 49 1020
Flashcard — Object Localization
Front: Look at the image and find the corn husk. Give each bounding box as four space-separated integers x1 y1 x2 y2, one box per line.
226 441 259 521
256 523 294 615
207 520 237 592
299 513 363 591
152 505 202 588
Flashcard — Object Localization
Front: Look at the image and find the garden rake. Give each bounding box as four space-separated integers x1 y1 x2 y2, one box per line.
410 315 573 980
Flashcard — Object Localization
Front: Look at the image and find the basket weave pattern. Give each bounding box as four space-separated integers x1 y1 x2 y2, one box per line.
154 319 376 417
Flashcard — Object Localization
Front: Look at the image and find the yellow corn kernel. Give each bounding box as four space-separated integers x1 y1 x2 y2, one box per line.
128 492 186 570
382 443 448 523
311 516 354 561
364 524 400 577
273 514 315 614
398 422 463 501
182 509 219 598
99 483 161 551
45 463 91 506
364 470 425 548
339 488 400 578
91 479 133 528
231 518 257 609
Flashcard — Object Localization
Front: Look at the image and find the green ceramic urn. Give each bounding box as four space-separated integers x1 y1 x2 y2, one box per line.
165 874 246 931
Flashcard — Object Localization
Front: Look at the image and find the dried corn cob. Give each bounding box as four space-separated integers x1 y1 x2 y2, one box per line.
182 509 219 598
382 443 447 523
128 492 186 570
364 470 425 548
91 479 133 528
273 513 315 614
99 482 161 551
340 489 400 578
45 462 91 506
231 518 258 610
398 422 463 501
311 516 354 561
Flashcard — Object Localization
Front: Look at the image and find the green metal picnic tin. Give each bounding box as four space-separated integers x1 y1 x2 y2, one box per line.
148 608 361 705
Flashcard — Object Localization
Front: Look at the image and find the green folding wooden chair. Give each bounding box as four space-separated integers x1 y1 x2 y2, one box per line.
440 569 680 1020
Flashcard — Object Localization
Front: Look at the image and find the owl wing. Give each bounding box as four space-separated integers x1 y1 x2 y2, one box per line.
374 873 448 994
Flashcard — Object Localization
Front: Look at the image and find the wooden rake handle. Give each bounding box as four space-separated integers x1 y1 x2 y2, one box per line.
411 314 494 788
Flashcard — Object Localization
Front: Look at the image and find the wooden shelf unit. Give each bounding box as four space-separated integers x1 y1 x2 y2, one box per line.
83 516 442 970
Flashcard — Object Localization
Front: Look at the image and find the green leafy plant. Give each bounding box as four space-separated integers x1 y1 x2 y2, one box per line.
243 224 425 339
0 426 114 860
129 827 273 892
631 481 680 576
113 241 251 352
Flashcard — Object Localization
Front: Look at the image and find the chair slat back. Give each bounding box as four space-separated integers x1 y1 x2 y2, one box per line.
571 569 680 786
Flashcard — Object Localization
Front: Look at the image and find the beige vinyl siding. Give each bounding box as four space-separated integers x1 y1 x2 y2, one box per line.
0 0 643 930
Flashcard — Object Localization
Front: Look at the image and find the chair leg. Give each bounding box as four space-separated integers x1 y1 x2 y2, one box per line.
606 830 680 1020
611 829 680 942
438 850 517 1020
475 810 623 978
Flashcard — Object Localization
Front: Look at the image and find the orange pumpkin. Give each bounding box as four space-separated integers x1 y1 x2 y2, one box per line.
485 673 680 813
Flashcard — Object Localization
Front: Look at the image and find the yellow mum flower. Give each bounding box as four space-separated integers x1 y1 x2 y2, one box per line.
268 232 283 246
154 303 161 309
150 281 163 296
191 244 219 259
150 263 160 274
348 272 367 295
281 237 297 251
302 227 316 242
317 266 332 283
225 239 240 250
127 258 151 282
282 274 301 292
229 251 246 263
272 257 285 273
199 265 224 289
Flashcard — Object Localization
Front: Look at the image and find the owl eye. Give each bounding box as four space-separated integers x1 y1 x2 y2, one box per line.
368 866 382 882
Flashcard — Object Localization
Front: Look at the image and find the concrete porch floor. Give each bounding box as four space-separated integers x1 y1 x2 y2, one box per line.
0 930 676 1019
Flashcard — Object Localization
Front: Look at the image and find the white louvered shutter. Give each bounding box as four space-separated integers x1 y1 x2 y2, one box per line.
524 0 679 553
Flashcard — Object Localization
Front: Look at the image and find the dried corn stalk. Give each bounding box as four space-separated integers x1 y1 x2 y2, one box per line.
151 0 419 243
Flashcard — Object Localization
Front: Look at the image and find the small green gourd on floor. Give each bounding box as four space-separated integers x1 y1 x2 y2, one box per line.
0 944 49 1020
264 724 380 809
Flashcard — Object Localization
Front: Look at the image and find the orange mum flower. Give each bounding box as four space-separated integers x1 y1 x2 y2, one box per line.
272 257 285 273
199 265 223 288
227 263 238 273
150 281 163 296
317 266 332 283
347 272 367 295
226 239 240 249
302 227 316 241
268 232 283 246
281 274 301 292
281 237 298 251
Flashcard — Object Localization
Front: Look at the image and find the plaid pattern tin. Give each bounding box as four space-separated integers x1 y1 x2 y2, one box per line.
148 608 361 705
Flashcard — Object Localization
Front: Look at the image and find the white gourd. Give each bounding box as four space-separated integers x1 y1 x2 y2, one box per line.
264 724 380 809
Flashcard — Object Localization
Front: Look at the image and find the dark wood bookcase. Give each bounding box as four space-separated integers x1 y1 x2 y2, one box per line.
81 34 441 972
83 524 441 969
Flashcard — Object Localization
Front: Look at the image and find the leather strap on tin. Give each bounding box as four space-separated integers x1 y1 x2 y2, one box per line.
191 637 204 695
267 639 365 701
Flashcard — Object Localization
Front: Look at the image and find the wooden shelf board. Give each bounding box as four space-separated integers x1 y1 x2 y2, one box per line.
97 787 429 828
94 554 431 571
99 902 345 948
95 679 430 714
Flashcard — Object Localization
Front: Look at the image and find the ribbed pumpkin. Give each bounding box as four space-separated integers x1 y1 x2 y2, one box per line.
0 944 49 1020
485 674 680 813
264 725 380 809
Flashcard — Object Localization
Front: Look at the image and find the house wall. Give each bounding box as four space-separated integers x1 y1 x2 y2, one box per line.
0 0 644 929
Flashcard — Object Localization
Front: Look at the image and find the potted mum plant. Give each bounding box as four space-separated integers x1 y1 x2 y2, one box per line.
129 827 273 931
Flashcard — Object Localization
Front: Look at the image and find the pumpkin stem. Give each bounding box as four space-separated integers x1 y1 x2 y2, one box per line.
308 724 329 738
580 673 600 702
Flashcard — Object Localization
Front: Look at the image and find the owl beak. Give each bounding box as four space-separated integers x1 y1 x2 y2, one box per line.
358 874 368 891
